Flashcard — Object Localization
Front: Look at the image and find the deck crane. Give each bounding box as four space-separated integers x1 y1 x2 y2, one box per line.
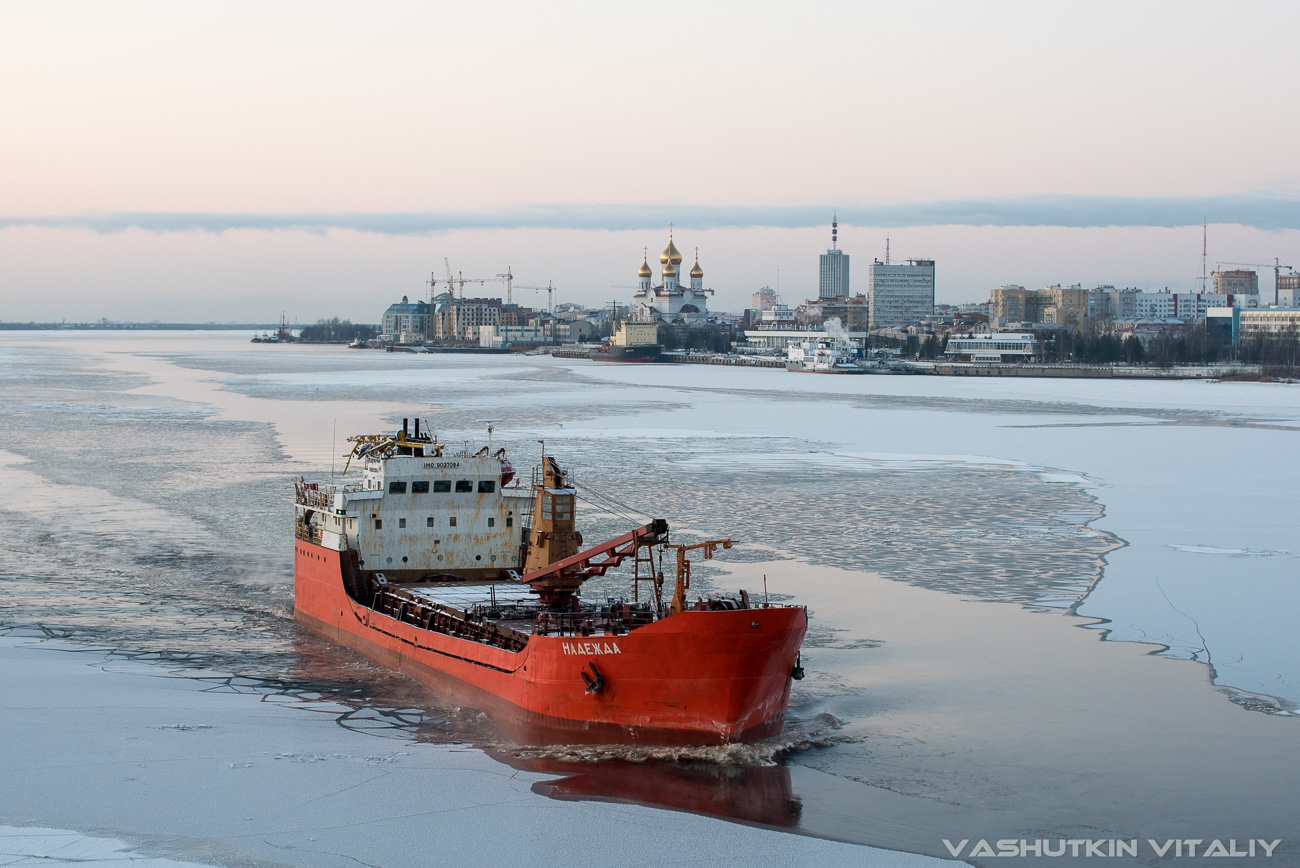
1215 259 1295 305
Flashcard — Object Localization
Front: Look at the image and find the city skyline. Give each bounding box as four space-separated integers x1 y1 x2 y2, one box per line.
3 1 1299 321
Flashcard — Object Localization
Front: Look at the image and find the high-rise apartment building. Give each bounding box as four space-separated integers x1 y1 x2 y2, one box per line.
867 258 935 329
818 215 850 300
1213 269 1259 297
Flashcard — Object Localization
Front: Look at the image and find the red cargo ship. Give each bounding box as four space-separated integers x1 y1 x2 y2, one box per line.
293 419 806 745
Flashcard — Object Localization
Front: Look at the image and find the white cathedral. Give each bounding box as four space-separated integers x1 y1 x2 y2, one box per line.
631 229 714 326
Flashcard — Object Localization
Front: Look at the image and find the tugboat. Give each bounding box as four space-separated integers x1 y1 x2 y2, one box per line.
293 419 807 744
590 319 663 363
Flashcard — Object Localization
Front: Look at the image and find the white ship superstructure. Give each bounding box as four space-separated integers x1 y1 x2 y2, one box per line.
785 337 865 374
295 419 529 579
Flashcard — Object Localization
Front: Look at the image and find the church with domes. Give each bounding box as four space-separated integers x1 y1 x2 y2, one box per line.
631 229 714 325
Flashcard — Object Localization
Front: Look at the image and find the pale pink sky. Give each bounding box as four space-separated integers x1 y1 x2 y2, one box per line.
2 1 1298 320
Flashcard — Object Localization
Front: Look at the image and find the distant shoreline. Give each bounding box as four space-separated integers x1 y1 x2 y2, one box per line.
0 323 282 331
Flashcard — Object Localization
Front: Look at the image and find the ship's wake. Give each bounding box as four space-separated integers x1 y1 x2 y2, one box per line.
503 712 846 767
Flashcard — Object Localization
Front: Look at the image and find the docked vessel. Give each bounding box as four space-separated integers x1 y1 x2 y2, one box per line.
785 336 866 374
590 319 663 363
293 419 806 744
251 313 297 344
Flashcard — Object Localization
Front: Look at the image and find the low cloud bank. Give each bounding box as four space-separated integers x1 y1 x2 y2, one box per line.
4 195 1299 234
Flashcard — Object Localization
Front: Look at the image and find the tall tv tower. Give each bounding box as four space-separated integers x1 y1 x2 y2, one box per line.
1201 219 1208 292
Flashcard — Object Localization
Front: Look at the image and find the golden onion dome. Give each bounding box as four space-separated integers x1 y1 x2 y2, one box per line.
690 258 703 278
638 257 653 278
661 237 683 266
662 262 678 278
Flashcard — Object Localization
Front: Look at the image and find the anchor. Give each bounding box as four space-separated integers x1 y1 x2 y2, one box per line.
580 662 605 695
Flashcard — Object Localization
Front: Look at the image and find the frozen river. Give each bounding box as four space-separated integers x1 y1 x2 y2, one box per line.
1 332 1296 866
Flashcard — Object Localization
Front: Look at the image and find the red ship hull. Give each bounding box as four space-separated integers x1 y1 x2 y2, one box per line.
294 542 807 744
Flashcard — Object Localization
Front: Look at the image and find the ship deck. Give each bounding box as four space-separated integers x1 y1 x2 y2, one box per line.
402 581 548 636
397 580 648 639
405 581 538 610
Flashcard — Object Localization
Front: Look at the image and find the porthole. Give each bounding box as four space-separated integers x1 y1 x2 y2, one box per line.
437 554 444 561
475 555 482 561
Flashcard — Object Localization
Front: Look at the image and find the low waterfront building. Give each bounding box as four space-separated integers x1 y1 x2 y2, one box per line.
478 324 550 348
943 332 1037 363
738 328 866 354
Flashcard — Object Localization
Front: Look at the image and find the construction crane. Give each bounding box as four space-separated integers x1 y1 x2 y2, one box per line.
428 260 512 301
1215 260 1295 305
514 281 556 313
496 268 514 305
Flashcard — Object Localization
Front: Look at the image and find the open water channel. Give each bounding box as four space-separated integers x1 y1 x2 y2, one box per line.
1 332 1297 867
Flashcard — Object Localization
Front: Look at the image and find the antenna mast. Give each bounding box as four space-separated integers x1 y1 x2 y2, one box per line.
1201 220 1208 293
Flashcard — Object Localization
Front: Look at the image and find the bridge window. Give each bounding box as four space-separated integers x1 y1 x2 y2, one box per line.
398 518 406 528
374 519 382 529
506 517 513 527
412 480 430 494
427 517 434 527
478 480 496 493
487 517 495 527
455 480 473 493
449 516 457 527
433 480 451 493
388 481 407 494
